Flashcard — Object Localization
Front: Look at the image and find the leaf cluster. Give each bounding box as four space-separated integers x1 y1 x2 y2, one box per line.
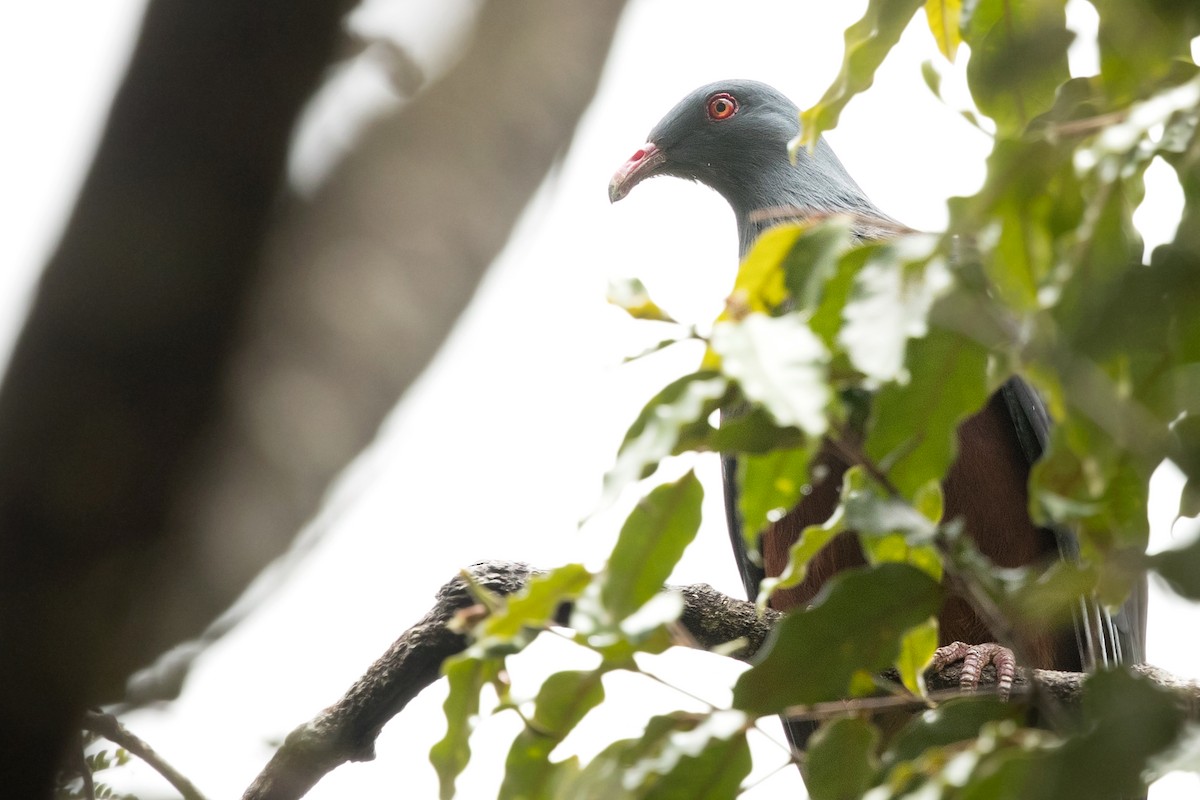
436 2 1200 798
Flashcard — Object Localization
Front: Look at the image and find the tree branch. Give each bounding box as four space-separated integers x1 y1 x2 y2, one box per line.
82 710 208 800
241 560 1200 800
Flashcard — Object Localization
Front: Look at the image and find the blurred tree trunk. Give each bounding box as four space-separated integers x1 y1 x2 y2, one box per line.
0 0 628 794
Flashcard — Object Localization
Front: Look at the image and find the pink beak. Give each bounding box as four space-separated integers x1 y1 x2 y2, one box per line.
608 142 666 203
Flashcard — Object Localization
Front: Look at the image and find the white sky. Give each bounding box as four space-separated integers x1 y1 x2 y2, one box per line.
3 1 1198 798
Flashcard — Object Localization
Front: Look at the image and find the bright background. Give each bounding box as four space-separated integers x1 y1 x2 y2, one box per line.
3 1 1198 798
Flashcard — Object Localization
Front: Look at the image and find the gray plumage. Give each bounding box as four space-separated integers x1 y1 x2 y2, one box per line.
610 79 906 254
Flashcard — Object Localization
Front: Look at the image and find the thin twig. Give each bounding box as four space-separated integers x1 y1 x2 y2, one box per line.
82 710 208 800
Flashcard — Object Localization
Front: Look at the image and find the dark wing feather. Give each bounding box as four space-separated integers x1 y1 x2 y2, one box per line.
999 377 1146 666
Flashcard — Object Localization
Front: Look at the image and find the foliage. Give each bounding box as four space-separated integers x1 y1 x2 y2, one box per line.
437 1 1200 798
55 743 139 800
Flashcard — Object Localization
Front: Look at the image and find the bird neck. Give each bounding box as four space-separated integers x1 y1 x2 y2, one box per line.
729 140 901 257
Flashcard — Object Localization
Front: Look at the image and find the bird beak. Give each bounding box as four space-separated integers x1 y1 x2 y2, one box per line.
608 142 666 203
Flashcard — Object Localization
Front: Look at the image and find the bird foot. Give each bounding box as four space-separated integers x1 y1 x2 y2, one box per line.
932 641 1016 699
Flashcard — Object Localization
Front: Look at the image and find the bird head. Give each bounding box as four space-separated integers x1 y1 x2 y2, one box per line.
608 80 803 205
609 80 889 254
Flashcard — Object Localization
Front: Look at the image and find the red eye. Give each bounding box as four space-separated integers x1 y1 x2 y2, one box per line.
706 92 738 121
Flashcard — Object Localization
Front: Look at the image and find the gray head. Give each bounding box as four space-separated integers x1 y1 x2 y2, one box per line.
609 80 897 254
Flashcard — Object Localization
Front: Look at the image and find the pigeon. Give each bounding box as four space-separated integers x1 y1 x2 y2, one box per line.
609 79 1144 744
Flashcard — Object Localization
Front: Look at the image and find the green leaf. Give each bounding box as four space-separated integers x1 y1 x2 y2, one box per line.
1092 0 1200 103
641 712 752 800
431 656 497 800
865 326 989 498
806 717 880 800
1147 724 1200 783
724 225 803 316
1149 532 1200 600
711 313 830 436
733 563 943 713
1031 669 1186 798
963 0 1072 135
781 216 855 315
607 277 678 322
565 712 750 800
895 618 939 695
707 404 804 454
762 512 846 602
924 0 962 61
809 247 873 349
499 669 607 800
603 372 728 505
843 469 939 548
839 251 949 384
737 446 812 542
1171 414 1200 518
800 0 927 144
885 695 1026 765
482 564 592 641
563 715 681 799
600 471 703 622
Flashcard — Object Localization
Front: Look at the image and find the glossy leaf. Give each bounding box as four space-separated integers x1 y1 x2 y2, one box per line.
711 313 830 436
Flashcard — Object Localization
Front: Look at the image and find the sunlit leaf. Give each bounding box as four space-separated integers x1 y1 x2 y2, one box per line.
894 617 938 695
924 0 962 61
711 313 830 436
608 277 678 322
722 224 804 318
840 253 950 385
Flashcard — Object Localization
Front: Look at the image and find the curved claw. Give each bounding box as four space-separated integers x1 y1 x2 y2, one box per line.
932 641 1017 699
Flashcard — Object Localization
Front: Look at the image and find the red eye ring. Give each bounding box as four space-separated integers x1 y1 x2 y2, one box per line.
706 92 738 121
